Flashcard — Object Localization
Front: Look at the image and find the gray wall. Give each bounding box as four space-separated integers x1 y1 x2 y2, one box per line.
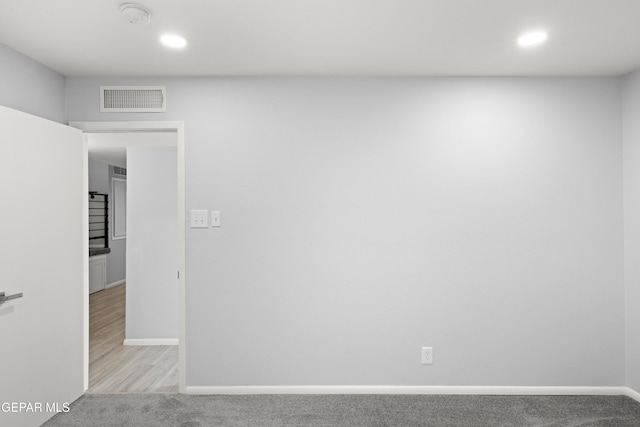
88 159 109 193
0 43 66 123
87 158 126 285
67 77 626 388
126 146 178 340
623 69 640 392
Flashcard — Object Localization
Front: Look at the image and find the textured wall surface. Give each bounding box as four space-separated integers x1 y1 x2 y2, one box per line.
67 77 625 387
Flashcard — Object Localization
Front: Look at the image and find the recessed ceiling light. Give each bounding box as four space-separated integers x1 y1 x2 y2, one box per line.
160 34 188 49
517 31 548 48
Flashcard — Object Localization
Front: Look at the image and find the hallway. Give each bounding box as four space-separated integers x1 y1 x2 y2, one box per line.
89 283 178 393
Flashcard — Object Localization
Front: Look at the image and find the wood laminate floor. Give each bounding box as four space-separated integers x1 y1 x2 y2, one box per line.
88 283 178 393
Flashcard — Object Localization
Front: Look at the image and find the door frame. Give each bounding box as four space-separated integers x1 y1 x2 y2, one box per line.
70 120 186 394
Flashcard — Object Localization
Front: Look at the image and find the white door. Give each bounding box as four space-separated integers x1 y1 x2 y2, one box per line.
0 106 86 427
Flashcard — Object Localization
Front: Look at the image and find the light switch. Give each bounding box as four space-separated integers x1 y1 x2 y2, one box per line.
211 211 221 227
190 210 209 228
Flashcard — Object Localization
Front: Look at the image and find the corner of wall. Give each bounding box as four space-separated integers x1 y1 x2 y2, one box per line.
64 75 69 125
621 68 640 393
621 71 629 393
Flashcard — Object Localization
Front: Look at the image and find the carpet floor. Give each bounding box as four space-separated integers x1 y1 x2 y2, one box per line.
42 394 640 426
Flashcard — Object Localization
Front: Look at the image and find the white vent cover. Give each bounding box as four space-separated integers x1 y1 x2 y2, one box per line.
100 86 166 112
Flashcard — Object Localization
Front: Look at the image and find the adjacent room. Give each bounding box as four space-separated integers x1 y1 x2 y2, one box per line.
2 1 640 426
87 132 179 393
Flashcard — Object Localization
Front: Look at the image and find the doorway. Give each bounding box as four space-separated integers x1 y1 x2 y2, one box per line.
71 121 186 394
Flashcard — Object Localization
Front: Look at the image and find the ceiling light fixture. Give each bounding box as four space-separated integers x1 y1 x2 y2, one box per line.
517 30 548 48
120 3 151 25
160 34 188 49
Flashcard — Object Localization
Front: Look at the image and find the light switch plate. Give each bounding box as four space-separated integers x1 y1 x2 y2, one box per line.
421 347 433 365
211 211 221 227
190 210 209 228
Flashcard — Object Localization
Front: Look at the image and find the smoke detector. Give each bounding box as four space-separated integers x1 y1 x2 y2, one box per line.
120 3 151 25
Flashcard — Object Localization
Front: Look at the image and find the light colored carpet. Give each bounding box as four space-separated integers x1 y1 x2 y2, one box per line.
43 394 640 426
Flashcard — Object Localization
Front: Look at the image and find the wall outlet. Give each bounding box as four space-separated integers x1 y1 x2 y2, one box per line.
421 347 433 365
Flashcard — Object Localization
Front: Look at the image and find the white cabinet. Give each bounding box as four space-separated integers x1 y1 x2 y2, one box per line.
89 255 107 294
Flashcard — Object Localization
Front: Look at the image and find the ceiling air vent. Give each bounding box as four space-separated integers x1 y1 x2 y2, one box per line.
113 166 127 177
100 86 166 113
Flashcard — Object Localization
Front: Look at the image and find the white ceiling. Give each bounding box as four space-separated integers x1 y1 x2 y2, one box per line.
88 145 128 168
87 131 177 167
1 0 640 77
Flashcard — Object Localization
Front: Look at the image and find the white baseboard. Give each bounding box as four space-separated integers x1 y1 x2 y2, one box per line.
186 385 630 396
625 387 640 403
105 279 125 289
123 338 178 346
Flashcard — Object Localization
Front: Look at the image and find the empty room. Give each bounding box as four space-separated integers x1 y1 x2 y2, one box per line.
2 1 640 426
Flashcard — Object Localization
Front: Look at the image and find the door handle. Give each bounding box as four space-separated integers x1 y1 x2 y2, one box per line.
0 292 23 303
